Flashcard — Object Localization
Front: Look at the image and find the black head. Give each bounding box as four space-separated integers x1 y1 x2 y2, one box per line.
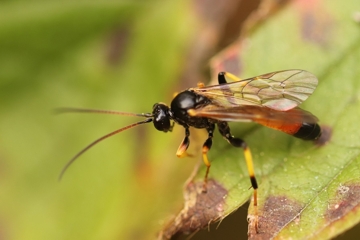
152 103 172 132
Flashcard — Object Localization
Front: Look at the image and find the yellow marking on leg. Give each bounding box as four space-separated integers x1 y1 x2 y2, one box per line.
176 141 188 158
243 145 259 232
224 72 242 82
202 146 211 192
202 150 211 167
177 151 193 158
243 146 255 178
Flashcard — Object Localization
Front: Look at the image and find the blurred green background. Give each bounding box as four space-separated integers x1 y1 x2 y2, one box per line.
1 0 360 239
0 1 202 239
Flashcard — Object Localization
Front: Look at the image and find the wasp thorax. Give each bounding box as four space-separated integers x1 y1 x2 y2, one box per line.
152 103 171 132
171 90 198 111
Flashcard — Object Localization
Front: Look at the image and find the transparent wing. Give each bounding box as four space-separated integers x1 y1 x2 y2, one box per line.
188 105 319 126
192 70 318 111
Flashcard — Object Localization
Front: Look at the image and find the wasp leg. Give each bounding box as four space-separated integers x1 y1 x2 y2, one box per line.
176 127 191 158
168 121 175 132
201 124 215 192
217 121 259 232
218 72 241 84
197 82 205 88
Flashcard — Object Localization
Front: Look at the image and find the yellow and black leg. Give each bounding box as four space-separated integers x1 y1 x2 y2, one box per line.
217 121 259 231
176 127 191 158
218 72 241 84
201 124 215 192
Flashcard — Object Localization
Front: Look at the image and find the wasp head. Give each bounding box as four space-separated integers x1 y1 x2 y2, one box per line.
152 103 172 132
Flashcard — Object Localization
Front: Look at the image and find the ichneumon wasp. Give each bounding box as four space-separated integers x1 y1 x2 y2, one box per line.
59 69 321 232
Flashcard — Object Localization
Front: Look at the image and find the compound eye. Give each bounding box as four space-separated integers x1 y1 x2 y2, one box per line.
152 103 171 132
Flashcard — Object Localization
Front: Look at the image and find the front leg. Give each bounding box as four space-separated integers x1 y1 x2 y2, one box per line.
176 127 191 158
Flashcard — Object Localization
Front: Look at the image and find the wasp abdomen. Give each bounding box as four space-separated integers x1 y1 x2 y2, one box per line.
293 122 321 140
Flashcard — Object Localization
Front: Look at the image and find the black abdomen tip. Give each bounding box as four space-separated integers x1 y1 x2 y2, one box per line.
293 122 322 140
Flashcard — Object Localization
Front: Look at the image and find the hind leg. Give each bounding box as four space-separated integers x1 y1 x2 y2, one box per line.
217 121 259 232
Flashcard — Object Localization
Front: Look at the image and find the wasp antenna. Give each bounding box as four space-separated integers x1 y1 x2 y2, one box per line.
54 107 152 118
58 118 153 181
